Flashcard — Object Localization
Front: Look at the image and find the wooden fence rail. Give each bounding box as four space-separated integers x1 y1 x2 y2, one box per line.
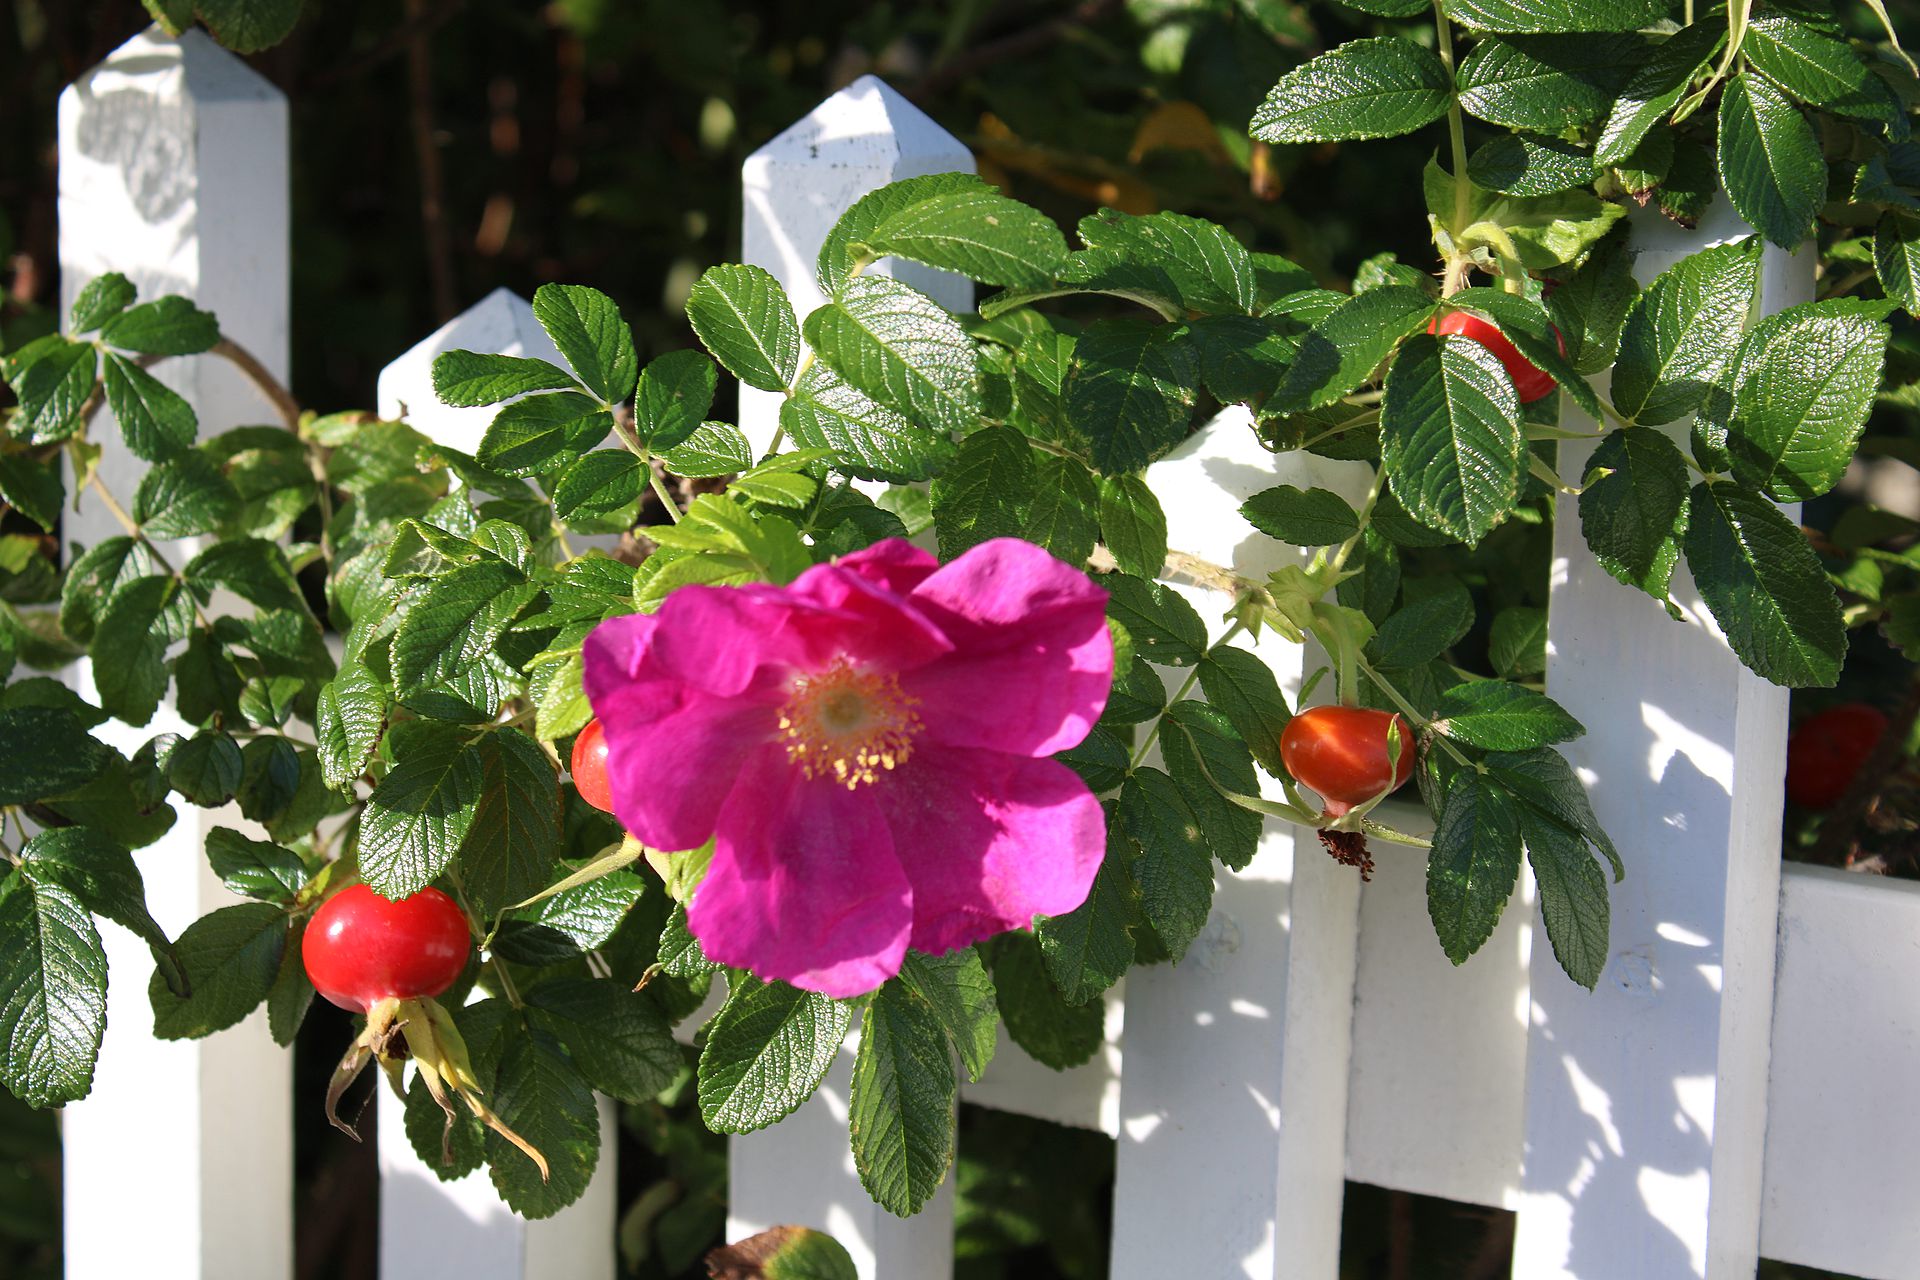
45 25 1920 1280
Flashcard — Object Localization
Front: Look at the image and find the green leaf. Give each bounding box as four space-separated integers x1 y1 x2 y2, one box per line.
1468 133 1595 196
1196 646 1293 777
1427 774 1523 965
1875 212 1920 316
632 349 717 451
62 537 153 645
1035 819 1136 1005
485 1031 601 1219
687 264 802 393
1611 236 1762 426
0 878 105 1107
204 827 307 903
315 662 387 790
1368 580 1475 669
896 948 998 1084
1744 13 1888 117
981 250 1185 322
824 174 1068 291
661 421 753 478
1066 320 1199 474
1521 812 1610 989
1489 606 1547 679
781 363 954 483
928 426 1035 559
90 576 176 726
1685 482 1845 687
1159 702 1263 871
0 707 114 803
103 353 196 462
705 1227 859 1280
132 451 241 538
1105 574 1207 666
551 450 645 522
184 537 307 614
100 296 218 356
1240 485 1360 546
477 393 612 477
1443 288 1600 418
699 979 852 1133
1425 162 1625 271
1596 18 1726 166
1075 210 1256 316
533 283 637 405
1444 0 1667 33
4 338 98 443
1718 73 1825 251
359 720 483 899
431 351 579 408
1485 746 1620 877
987 933 1103 1070
657 905 717 979
803 276 981 437
849 979 958 1218
1433 681 1583 751
1380 333 1523 545
1249 38 1452 143
1096 473 1167 578
392 560 537 696
192 0 303 51
1578 427 1691 599
525 977 680 1104
0 451 64 533
168 730 244 807
1119 769 1214 960
1273 286 1435 413
148 901 286 1039
1546 231 1638 375
69 273 136 334
20 827 182 995
1457 34 1646 132
1724 300 1889 501
267 919 314 1046
1020 455 1100 566
457 727 560 920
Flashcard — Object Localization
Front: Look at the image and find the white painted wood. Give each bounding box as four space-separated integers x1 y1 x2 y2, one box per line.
1514 197 1813 1280
374 286 567 457
57 27 294 1280
960 986 1123 1136
1104 409 1372 1280
727 1045 957 1280
1345 807 1529 1210
723 77 970 1278
738 73 974 455
1760 865 1920 1280
377 1089 618 1279
372 301 619 1275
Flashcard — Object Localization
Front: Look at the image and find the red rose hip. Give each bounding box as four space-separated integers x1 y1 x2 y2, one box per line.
1281 705 1417 817
1786 702 1889 810
571 718 615 813
1429 310 1563 403
303 883 471 1012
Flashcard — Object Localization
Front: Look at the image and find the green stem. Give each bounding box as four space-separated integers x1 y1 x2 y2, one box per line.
643 455 682 523
1356 654 1476 769
1434 0 1472 297
1327 468 1385 576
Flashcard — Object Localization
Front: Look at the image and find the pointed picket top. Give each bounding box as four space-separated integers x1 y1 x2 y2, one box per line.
742 73 974 323
376 287 567 457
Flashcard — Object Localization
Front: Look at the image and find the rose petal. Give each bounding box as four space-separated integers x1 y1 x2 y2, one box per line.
830 537 940 596
876 745 1105 955
689 746 914 997
902 538 1113 756
635 585 821 698
784 556 953 673
592 677 776 852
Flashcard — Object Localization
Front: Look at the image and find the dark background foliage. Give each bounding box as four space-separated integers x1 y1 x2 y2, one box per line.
1 1 1913 1276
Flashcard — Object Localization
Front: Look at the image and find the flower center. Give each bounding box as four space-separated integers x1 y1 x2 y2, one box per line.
777 657 921 789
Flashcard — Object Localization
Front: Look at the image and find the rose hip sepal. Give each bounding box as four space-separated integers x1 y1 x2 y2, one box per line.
304 883 549 1180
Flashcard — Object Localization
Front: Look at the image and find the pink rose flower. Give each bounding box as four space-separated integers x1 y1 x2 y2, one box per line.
582 537 1113 997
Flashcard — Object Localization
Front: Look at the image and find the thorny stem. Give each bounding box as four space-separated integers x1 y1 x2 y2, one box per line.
1434 0 1472 297
212 337 301 431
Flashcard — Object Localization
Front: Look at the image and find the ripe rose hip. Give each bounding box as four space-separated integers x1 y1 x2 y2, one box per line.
1786 702 1889 810
1429 310 1563 403
303 883 471 1012
1281 705 1416 817
571 718 614 814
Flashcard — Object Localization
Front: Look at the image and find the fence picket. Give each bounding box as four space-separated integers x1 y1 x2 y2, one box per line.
725 74 974 1279
372 291 617 1280
56 27 295 1280
1514 199 1813 1279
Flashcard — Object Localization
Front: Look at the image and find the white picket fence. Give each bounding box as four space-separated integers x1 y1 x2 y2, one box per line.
48 25 1920 1280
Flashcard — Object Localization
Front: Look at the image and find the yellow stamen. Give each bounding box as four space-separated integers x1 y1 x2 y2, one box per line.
777 657 921 789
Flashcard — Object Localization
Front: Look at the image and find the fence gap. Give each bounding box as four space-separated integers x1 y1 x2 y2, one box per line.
56 26 295 1280
1515 198 1812 1279
372 289 618 1280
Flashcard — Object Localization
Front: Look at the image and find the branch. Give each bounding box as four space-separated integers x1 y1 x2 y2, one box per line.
212 337 302 431
908 0 1122 102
